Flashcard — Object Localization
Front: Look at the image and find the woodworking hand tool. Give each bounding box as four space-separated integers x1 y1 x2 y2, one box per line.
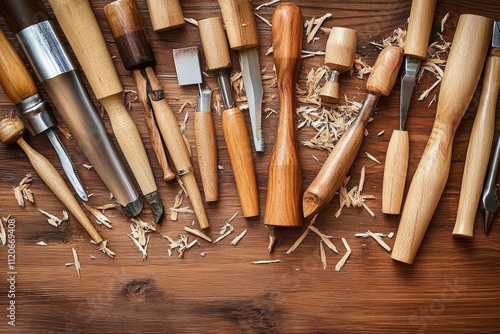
319 27 357 104
104 0 210 229
454 21 500 237
302 46 403 219
0 28 87 201
146 0 185 32
392 15 493 264
198 17 259 217
482 135 500 235
173 46 219 202
0 117 112 256
382 0 437 215
264 2 303 227
48 0 164 223
217 0 264 152
0 0 143 217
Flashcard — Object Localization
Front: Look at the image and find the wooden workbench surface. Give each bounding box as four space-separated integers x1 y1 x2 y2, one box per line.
0 0 499 332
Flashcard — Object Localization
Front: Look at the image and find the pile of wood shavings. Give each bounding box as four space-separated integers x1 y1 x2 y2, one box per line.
169 190 194 221
128 218 157 260
164 233 202 259
13 174 34 207
335 166 376 218
38 209 69 227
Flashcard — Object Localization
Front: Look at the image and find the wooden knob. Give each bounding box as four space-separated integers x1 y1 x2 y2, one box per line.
324 27 357 72
319 81 340 104
0 0 50 34
104 0 156 71
0 117 24 145
366 46 403 96
405 0 437 59
217 0 259 50
146 0 185 32
199 17 232 72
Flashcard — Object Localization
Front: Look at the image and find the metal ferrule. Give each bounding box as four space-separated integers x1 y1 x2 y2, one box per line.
197 83 212 112
16 21 74 81
215 71 235 109
328 70 340 83
16 94 56 136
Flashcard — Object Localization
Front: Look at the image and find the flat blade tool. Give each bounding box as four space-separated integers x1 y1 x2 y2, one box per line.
48 0 165 222
382 0 437 214
0 28 87 201
392 15 493 264
0 0 143 217
217 0 264 152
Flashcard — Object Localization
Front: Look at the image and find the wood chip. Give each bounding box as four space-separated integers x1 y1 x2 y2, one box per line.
255 0 280 10
83 164 93 170
304 13 332 43
95 204 116 211
286 214 318 254
57 125 73 140
184 17 198 26
230 229 247 246
366 230 392 252
365 152 382 164
308 225 338 254
335 238 351 272
13 174 34 207
184 226 212 242
38 209 69 227
83 203 112 229
320 241 327 270
251 260 280 264
377 130 385 136
72 248 81 279
418 78 442 101
441 12 450 33
254 12 272 27
36 241 47 246
93 239 115 258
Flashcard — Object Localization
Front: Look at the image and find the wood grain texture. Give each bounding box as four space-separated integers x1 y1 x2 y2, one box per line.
194 110 219 202
405 0 438 59
199 17 232 72
217 0 259 50
382 129 409 214
146 0 185 32
0 0 499 332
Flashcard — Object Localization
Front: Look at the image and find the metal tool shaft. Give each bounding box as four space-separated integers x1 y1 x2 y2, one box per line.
482 135 500 234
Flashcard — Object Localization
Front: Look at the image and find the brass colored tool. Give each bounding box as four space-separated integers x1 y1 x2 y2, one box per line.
264 2 303 227
0 0 142 217
104 0 210 229
48 0 165 222
319 27 357 104
217 0 264 152
302 46 403 218
382 0 437 214
198 17 259 217
146 0 185 32
0 28 87 201
392 15 493 264
173 46 219 202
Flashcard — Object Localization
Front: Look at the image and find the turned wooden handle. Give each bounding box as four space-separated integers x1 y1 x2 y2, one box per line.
194 111 219 202
367 46 404 96
198 17 232 72
0 117 103 244
146 0 185 32
392 15 493 264
324 27 357 73
264 3 303 227
382 129 409 214
405 0 437 59
222 107 259 217
217 0 258 50
453 50 500 238
0 28 37 104
0 0 50 34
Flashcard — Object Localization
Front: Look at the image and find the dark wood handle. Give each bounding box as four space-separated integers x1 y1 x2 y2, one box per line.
0 0 50 34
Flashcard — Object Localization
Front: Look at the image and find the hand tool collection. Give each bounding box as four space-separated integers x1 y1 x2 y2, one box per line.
0 0 498 263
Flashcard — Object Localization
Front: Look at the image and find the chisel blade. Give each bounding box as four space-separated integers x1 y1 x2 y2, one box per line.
399 56 420 130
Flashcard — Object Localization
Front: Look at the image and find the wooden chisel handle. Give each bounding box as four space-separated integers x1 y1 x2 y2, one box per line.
264 3 303 227
146 0 185 32
0 117 103 245
392 15 493 264
453 49 500 238
217 0 259 50
405 0 437 59
382 130 409 214
303 46 403 218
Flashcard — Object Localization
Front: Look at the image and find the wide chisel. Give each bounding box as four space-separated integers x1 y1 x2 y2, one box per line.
382 0 437 214
0 28 87 201
217 0 264 152
392 15 493 264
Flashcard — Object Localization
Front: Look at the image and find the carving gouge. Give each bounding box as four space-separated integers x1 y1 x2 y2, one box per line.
47 0 164 223
265 2 303 227
146 0 185 32
454 22 500 237
382 0 437 214
0 0 143 217
198 17 259 217
218 0 264 152
104 0 210 229
392 15 493 264
173 46 219 202
303 46 403 218
0 28 87 201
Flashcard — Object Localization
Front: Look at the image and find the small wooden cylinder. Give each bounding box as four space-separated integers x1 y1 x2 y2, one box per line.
366 46 403 96
146 0 185 32
199 17 232 72
324 27 357 72
217 0 259 50
405 0 437 59
319 81 340 104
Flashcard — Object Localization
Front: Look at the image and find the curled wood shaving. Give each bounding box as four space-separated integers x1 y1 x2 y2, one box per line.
335 167 376 218
230 229 247 246
83 203 112 229
319 241 327 270
255 0 280 10
13 174 34 207
38 209 69 227
304 13 332 43
335 238 351 272
184 226 212 242
184 18 198 26
308 225 338 254
441 12 450 33
128 218 156 259
166 234 200 259
72 248 81 279
251 260 280 264
92 239 115 258
366 230 392 252
354 55 373 79
286 214 318 254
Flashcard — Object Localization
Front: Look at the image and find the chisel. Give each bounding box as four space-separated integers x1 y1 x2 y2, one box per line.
104 0 210 229
47 0 165 223
0 28 87 201
198 17 259 217
0 0 143 217
392 15 493 264
217 0 264 152
264 2 303 227
303 46 403 218
382 0 437 214
146 0 185 32
454 22 500 237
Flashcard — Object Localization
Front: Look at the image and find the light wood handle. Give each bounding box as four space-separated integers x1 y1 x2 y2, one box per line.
0 117 103 244
217 0 258 50
392 14 493 264
324 27 357 72
405 0 437 59
146 0 185 32
453 51 500 238
366 46 404 96
199 17 232 72
0 28 37 104
264 3 303 227
382 129 409 214
222 107 259 217
194 111 219 202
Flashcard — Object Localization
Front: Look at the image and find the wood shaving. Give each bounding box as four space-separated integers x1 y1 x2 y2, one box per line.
355 232 391 238
83 164 93 170
0 218 6 246
255 0 280 10
128 218 156 258
304 13 332 43
83 203 112 229
365 152 382 164
286 214 318 254
72 247 81 279
92 239 115 258
166 234 200 259
308 225 338 253
184 226 212 242
38 209 69 227
366 230 392 252
354 55 373 79
89 255 95 259
184 18 198 26
230 229 247 246
251 260 280 264
335 167 376 218
319 241 327 270
335 238 351 272
441 12 450 33
418 78 442 101
95 204 115 211
377 130 385 136
13 174 34 207
254 12 272 27
57 125 73 140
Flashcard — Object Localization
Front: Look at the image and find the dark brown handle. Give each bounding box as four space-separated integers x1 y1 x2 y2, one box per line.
0 0 50 34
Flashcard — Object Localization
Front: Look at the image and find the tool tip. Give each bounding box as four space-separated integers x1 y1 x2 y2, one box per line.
484 210 495 236
122 197 144 218
302 192 323 218
145 191 164 223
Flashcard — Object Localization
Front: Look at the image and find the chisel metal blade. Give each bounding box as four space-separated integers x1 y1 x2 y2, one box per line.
399 56 420 130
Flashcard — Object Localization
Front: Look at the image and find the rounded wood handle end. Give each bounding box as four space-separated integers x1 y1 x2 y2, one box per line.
324 27 357 72
382 130 409 215
366 46 403 96
146 0 185 32
199 17 232 72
